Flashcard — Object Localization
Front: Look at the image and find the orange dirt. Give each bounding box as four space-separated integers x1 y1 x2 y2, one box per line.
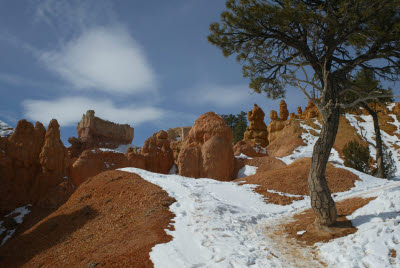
283 197 376 245
235 158 359 205
0 170 175 268
244 156 287 173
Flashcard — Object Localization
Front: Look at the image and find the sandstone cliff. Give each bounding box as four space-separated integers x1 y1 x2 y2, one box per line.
68 110 134 157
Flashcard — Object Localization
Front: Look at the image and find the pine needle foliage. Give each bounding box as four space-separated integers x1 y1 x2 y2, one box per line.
343 140 371 173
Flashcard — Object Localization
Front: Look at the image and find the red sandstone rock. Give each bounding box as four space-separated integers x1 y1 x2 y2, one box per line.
70 149 130 186
298 107 303 116
177 112 235 181
31 119 67 203
279 100 289 121
0 119 74 210
243 104 269 147
270 110 279 120
167 127 192 162
302 100 319 119
68 110 134 157
126 150 146 169
139 130 174 174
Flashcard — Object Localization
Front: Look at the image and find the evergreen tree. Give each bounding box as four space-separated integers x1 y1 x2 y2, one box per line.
221 111 248 143
209 0 400 226
343 140 371 174
344 69 394 178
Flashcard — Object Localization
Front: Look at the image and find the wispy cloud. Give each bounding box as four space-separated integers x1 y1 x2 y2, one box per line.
0 72 65 91
22 97 164 127
33 0 116 40
186 84 256 107
38 27 157 95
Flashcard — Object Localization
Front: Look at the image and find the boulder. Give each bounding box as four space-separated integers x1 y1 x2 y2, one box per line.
68 110 134 157
177 112 235 181
139 130 174 174
279 100 289 121
243 104 269 147
233 140 268 158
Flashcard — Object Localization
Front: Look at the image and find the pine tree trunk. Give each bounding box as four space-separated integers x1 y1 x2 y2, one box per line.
362 104 384 178
307 105 340 227
307 79 341 227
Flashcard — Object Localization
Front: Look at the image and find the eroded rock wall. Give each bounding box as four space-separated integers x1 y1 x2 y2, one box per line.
68 110 134 157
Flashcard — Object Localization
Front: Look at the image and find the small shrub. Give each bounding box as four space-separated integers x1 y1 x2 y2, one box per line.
382 145 397 179
343 140 371 173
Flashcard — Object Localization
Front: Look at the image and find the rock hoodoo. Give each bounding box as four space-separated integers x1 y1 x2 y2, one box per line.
0 119 73 210
243 104 269 147
301 100 319 119
279 100 289 121
68 110 134 157
139 130 174 174
177 112 235 181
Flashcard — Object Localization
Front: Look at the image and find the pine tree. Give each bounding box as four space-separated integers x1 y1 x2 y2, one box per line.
221 111 248 143
209 0 400 226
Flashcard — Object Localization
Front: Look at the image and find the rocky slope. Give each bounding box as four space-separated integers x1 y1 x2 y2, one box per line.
1 101 400 267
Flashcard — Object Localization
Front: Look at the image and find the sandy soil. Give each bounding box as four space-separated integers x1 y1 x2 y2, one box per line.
0 170 175 268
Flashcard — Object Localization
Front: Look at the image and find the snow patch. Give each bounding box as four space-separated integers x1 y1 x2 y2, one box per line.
235 153 253 159
237 165 258 179
0 120 13 138
0 204 31 246
346 113 400 177
278 119 343 165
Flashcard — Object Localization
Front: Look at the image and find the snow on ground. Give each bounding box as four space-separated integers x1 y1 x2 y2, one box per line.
120 167 313 267
319 176 400 267
120 164 400 267
235 153 253 159
237 165 258 179
117 112 400 267
98 144 138 154
0 120 13 138
278 119 343 165
0 204 31 246
346 113 400 176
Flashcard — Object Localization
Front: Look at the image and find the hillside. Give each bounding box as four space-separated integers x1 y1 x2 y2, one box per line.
1 103 400 267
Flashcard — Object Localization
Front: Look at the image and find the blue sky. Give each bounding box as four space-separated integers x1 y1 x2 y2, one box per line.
1 0 390 146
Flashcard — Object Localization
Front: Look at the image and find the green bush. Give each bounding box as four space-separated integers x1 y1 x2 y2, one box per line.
382 145 397 179
343 140 371 173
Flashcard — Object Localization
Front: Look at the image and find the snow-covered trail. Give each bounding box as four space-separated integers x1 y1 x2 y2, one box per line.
120 167 315 267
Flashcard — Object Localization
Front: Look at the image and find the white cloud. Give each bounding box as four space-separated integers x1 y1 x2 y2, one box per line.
39 27 157 95
22 97 164 127
188 84 256 107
